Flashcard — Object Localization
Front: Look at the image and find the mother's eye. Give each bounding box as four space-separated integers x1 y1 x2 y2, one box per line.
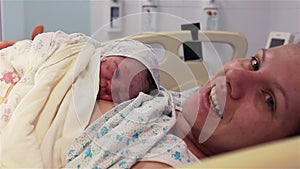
250 56 260 71
264 92 276 112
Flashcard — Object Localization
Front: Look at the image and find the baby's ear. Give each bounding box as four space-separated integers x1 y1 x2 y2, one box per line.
31 24 44 40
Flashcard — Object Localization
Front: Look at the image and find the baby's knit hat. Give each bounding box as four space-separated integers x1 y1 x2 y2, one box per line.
100 39 160 90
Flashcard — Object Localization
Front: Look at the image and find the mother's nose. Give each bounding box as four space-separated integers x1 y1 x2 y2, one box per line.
226 68 259 100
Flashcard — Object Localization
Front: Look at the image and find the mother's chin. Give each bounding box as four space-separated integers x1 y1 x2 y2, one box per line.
182 85 212 135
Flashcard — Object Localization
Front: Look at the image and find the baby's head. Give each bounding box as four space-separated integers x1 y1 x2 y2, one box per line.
98 39 159 104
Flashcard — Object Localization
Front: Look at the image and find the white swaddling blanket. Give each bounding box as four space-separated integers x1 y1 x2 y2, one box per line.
0 31 100 168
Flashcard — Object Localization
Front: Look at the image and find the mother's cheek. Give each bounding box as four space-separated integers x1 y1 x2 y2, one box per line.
182 95 199 125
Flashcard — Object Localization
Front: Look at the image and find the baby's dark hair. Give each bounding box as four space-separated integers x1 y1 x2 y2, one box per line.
145 70 159 96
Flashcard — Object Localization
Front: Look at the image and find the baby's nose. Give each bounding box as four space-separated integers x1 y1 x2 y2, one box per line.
100 80 106 88
106 81 111 94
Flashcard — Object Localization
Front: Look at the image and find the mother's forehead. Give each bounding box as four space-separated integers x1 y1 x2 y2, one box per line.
273 44 300 53
266 44 300 60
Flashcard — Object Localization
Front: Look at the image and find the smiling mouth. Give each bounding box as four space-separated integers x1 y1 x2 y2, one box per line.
209 84 223 119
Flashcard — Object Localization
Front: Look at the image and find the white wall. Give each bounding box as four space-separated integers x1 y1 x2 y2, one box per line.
91 0 300 58
1 0 299 58
2 0 91 40
1 0 25 40
269 1 300 38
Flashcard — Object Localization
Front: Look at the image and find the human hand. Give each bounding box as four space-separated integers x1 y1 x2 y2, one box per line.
31 24 44 40
0 40 16 50
0 24 44 50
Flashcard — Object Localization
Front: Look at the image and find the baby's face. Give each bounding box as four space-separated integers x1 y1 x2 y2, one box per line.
99 55 149 104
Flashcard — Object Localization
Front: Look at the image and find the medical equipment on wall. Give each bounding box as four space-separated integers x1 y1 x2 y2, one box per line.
202 0 219 30
265 31 295 48
141 0 157 32
109 0 123 32
181 23 203 61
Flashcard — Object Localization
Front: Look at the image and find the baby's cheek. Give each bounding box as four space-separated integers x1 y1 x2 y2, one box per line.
129 83 139 99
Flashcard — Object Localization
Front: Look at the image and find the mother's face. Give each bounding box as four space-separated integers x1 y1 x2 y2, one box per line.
183 44 300 155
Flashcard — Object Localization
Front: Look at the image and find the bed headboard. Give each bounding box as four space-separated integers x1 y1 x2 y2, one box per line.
110 30 248 91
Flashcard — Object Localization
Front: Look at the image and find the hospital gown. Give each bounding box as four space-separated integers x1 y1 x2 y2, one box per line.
65 87 200 168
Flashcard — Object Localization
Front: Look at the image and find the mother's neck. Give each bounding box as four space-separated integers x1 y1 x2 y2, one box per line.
171 113 207 159
183 136 207 159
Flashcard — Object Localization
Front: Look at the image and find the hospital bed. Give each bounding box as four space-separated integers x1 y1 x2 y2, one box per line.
1 30 298 168
122 30 299 168
127 30 248 91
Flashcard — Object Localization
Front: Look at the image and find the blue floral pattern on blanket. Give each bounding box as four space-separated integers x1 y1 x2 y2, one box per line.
65 87 200 168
